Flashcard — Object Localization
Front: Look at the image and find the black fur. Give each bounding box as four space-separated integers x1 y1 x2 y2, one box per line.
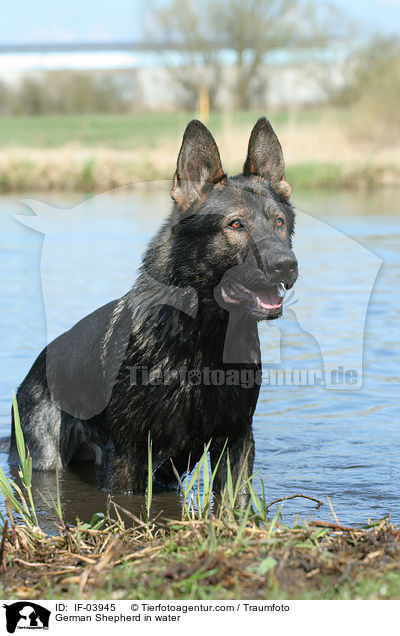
6 118 298 494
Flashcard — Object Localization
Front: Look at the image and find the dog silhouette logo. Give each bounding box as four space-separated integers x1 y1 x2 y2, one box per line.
3 602 50 633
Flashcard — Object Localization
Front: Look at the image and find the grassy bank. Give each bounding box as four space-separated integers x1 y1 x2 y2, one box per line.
1 512 400 600
1 397 400 601
0 109 399 191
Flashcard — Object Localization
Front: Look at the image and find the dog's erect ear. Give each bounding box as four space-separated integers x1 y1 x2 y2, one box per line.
243 117 291 200
171 120 226 211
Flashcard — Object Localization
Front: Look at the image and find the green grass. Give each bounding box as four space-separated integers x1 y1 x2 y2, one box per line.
0 393 39 529
287 162 344 189
0 109 325 149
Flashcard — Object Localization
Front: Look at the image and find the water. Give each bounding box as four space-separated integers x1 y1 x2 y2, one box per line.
0 186 399 529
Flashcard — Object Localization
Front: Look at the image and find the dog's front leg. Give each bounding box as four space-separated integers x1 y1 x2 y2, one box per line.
106 449 147 493
210 427 255 505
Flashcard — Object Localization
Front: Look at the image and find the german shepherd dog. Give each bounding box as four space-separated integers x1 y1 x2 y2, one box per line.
7 118 298 493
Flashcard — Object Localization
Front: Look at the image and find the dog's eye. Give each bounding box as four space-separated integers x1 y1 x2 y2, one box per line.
229 219 244 230
275 217 285 229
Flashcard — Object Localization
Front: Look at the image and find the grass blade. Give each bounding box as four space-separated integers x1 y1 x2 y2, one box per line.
146 431 153 519
12 391 25 466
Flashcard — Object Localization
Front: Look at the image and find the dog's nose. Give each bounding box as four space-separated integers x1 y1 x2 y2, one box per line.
270 254 298 281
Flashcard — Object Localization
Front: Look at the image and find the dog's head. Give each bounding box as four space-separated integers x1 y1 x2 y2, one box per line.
170 118 298 321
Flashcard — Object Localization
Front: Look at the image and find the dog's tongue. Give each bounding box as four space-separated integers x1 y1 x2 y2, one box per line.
252 287 283 310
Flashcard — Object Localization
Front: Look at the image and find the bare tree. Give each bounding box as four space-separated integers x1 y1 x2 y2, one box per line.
146 0 222 109
148 0 349 110
209 0 298 109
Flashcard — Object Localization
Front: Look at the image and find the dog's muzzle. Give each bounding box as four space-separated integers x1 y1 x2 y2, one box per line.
218 252 298 320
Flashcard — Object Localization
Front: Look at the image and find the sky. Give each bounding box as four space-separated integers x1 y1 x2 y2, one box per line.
0 0 140 43
0 0 400 71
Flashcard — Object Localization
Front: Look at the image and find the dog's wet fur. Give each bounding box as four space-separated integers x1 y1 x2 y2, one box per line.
5 118 298 493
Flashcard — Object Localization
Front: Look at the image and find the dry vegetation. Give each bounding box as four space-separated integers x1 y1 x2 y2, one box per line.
1 513 400 600
0 110 399 192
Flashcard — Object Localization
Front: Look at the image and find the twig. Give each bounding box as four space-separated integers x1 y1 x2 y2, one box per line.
111 501 124 527
93 536 121 573
266 494 324 510
111 501 163 530
306 567 320 579
114 544 163 565
71 554 98 565
310 520 359 532
327 496 341 526
363 549 384 564
14 558 49 568
47 568 79 577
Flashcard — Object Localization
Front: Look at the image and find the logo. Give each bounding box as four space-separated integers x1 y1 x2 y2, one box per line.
3 602 50 633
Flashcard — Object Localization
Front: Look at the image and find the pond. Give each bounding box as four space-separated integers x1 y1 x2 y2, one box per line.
0 185 399 530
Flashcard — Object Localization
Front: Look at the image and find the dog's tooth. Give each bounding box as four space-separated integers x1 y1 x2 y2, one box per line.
278 282 287 297
256 296 261 308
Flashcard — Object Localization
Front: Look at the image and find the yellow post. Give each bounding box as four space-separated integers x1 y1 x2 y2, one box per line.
199 84 210 124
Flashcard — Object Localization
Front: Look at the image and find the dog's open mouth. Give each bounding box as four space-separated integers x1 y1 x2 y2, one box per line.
220 282 285 320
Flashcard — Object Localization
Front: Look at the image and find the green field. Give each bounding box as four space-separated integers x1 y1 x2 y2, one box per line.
0 110 323 149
